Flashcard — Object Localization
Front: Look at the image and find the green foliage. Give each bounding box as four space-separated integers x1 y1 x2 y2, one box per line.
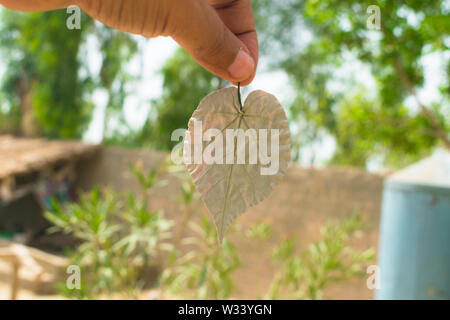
1 1 447 168
246 222 272 241
0 9 137 139
159 162 240 300
330 90 438 167
45 167 173 299
112 49 222 150
44 160 241 300
0 10 93 137
44 161 375 300
255 0 450 168
267 215 375 300
96 27 138 139
129 162 166 192
150 49 223 150
160 216 240 300
126 0 449 167
251 0 301 61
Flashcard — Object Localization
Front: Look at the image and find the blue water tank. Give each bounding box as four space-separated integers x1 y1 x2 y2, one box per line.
376 150 450 299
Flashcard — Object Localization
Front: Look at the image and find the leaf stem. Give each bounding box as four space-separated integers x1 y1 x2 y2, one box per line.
237 82 243 111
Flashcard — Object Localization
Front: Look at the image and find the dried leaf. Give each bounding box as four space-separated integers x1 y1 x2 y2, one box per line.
184 87 290 242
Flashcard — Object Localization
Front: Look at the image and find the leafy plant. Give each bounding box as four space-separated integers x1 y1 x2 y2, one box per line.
45 166 172 299
158 162 240 300
45 159 375 301
267 215 375 300
246 222 273 241
0 9 137 139
160 215 240 300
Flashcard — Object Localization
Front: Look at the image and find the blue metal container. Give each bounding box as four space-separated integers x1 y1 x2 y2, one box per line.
376 150 450 299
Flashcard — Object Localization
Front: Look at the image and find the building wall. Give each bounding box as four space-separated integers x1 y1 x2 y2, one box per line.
76 147 385 299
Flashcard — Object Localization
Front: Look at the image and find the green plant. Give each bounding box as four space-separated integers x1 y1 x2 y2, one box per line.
45 165 172 299
45 158 375 301
160 215 240 300
246 222 273 241
0 9 137 139
157 162 240 299
267 215 375 300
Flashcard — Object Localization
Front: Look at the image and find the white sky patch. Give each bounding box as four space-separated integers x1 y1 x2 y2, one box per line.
83 36 177 143
122 36 177 128
84 89 108 143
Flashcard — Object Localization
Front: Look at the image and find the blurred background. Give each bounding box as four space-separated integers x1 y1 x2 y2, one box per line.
0 0 448 300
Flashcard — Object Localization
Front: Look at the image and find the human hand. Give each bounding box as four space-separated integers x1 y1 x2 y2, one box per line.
0 0 258 85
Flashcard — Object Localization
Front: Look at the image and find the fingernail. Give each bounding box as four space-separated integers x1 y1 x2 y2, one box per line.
228 50 255 81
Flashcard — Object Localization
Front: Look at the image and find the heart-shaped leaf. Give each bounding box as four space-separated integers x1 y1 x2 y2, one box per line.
184 87 290 242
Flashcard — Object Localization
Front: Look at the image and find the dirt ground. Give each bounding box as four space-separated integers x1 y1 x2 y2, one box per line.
0 259 62 300
0 282 61 300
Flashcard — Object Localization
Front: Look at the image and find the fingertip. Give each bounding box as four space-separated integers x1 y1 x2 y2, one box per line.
235 32 258 86
230 69 256 87
227 49 255 82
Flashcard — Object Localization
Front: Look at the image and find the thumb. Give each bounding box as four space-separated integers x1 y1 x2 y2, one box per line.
169 0 256 84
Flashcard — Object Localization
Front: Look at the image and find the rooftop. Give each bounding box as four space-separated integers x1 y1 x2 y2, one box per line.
0 135 99 180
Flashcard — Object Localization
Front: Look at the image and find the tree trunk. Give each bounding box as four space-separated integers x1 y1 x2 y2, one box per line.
18 74 41 137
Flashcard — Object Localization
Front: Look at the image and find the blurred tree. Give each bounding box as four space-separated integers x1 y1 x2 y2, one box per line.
141 0 449 167
0 8 137 139
109 49 222 150
150 49 223 150
2 1 445 170
96 26 138 139
279 0 449 167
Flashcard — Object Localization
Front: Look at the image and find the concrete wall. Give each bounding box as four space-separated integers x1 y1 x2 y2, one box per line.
76 147 385 299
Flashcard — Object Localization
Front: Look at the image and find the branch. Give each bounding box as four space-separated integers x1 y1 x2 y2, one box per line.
393 57 450 150
379 22 450 150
